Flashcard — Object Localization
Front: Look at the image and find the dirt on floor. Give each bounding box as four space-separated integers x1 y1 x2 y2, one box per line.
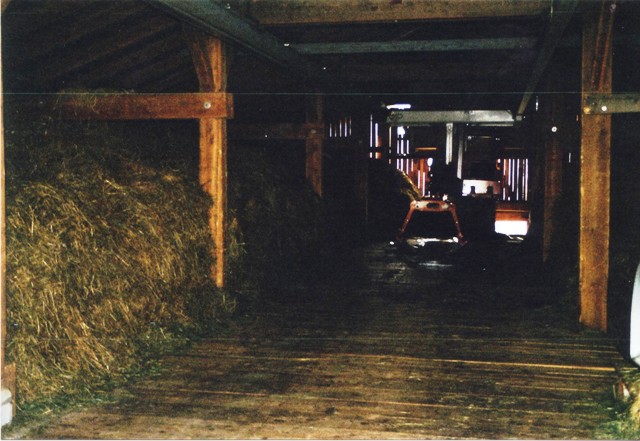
3 240 628 439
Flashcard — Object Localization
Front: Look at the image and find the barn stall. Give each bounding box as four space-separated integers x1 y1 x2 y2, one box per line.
1 0 640 438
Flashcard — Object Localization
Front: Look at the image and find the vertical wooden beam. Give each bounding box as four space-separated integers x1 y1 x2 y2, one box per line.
186 28 230 288
543 96 565 263
305 94 324 196
0 20 5 396
580 1 615 331
1 19 15 424
352 112 370 240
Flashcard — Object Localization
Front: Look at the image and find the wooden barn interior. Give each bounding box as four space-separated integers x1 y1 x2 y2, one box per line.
1 0 640 438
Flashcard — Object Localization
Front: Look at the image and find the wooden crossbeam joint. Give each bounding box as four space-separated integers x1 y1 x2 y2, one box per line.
583 93 640 114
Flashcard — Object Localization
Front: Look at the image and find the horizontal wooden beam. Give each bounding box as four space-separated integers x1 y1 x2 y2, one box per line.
293 37 538 54
249 0 549 25
229 122 323 140
9 92 234 120
583 93 640 114
388 110 514 126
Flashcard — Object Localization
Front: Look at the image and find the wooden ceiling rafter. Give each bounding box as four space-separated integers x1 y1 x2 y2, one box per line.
34 14 180 90
291 37 538 55
1 0 78 35
147 0 328 85
109 46 192 92
517 0 580 116
146 67 196 93
72 26 188 90
10 2 148 69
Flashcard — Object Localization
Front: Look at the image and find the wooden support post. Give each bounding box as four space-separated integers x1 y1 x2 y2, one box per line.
580 0 615 331
305 95 324 196
1 22 15 422
186 29 230 288
353 114 370 239
1 24 5 398
543 96 565 263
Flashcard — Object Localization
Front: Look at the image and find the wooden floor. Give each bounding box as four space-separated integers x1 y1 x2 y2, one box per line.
11 242 625 439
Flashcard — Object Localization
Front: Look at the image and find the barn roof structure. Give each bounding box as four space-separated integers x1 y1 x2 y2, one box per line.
1 0 636 109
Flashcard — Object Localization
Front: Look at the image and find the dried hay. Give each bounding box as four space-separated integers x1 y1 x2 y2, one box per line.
5 115 223 406
631 373 640 425
606 368 640 437
367 159 420 239
227 144 325 294
4 113 330 404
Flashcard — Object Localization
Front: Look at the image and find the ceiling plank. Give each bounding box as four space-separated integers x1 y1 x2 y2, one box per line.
31 13 178 89
71 28 187 89
11 2 147 69
249 0 549 25
293 37 537 54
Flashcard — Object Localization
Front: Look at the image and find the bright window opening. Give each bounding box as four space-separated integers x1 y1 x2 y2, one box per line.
495 220 529 236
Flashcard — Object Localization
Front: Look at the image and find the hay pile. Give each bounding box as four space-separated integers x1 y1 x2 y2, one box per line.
227 144 325 294
367 159 420 240
5 115 224 405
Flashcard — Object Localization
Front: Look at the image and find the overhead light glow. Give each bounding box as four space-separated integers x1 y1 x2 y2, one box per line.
386 103 412 110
